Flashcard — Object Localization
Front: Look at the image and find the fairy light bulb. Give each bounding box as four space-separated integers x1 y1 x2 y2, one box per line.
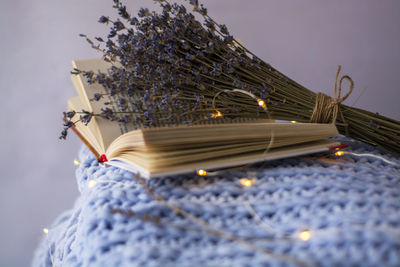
335 151 344 156
298 230 311 241
239 178 253 187
257 99 266 108
43 228 49 234
197 169 207 176
88 180 98 188
214 110 223 118
73 159 80 166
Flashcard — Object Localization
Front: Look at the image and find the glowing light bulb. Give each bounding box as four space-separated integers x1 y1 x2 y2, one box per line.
291 121 297 123
43 228 49 234
335 151 344 157
239 178 254 187
197 169 207 176
257 99 266 108
73 159 80 166
298 230 311 241
88 180 98 188
213 110 223 118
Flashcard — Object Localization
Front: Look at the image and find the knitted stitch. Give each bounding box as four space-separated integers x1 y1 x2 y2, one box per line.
32 136 400 267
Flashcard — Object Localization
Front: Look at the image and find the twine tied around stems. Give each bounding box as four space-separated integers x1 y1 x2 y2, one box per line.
310 65 354 136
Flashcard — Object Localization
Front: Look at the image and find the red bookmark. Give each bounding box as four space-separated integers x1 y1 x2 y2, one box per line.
98 154 108 163
329 144 348 150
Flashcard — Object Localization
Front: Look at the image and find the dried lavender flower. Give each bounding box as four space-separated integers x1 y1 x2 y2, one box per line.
98 16 109 24
59 129 68 140
61 0 400 155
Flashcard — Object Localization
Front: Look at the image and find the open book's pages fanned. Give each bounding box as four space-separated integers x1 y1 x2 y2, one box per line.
68 58 341 178
107 139 340 178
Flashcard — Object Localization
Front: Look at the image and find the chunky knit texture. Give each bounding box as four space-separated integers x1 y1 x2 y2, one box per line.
32 136 400 267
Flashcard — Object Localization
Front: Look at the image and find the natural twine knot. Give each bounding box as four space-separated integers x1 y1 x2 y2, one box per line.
310 65 354 135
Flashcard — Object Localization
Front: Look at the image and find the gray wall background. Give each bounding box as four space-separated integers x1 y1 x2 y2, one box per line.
0 0 399 266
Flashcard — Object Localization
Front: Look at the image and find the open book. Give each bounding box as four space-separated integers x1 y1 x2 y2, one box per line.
67 58 341 178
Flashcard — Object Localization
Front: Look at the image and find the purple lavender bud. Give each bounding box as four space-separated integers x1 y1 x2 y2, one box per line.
204 19 214 29
113 20 125 31
144 91 150 102
118 97 126 107
118 6 129 19
223 35 234 44
220 24 229 35
108 30 117 38
101 108 115 120
63 121 74 128
118 115 130 123
144 110 152 120
127 88 134 97
199 4 207 16
80 111 93 125
105 77 111 88
98 16 109 24
64 111 76 119
93 93 102 101
130 17 139 25
176 5 186 15
138 8 150 18
189 0 199 6
59 129 68 140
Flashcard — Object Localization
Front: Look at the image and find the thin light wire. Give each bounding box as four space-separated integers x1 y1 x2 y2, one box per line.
351 86 368 107
132 174 312 266
243 201 280 234
211 88 275 167
346 152 399 166
44 229 55 267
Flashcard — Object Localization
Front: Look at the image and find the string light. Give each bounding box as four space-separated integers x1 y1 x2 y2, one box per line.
298 230 311 241
257 99 266 108
211 110 223 118
197 169 207 176
335 151 344 157
88 180 98 188
73 159 80 166
43 227 55 266
239 178 254 187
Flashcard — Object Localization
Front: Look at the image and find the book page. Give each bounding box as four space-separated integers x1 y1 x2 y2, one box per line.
105 121 338 172
108 139 340 178
109 123 337 167
109 121 338 150
72 58 140 151
67 96 102 154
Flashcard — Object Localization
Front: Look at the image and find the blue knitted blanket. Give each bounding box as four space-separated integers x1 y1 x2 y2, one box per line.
32 136 400 267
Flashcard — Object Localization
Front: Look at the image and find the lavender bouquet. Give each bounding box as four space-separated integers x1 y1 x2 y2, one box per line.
62 0 400 155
